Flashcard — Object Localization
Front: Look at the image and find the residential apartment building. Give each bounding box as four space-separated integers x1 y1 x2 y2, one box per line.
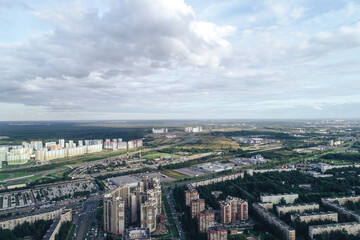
276 203 319 216
253 203 296 240
309 222 360 239
188 172 244 188
220 196 248 224
208 226 228 240
0 207 70 230
103 185 128 235
190 199 205 218
260 193 299 204
103 176 161 235
291 212 338 223
185 189 199 206
321 198 360 223
323 195 360 205
198 210 215 232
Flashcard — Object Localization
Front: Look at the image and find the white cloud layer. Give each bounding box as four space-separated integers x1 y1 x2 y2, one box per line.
0 0 360 120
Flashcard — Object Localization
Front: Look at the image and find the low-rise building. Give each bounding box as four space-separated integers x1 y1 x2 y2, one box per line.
152 128 168 134
43 210 72 240
276 203 319 216
321 198 360 223
291 212 338 223
246 168 296 176
309 222 360 239
188 172 244 188
323 196 360 205
319 163 360 173
258 202 274 211
260 193 299 204
253 203 296 240
0 207 66 230
122 228 151 240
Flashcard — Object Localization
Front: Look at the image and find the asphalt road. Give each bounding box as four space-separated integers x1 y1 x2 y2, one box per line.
164 188 186 240
74 195 101 240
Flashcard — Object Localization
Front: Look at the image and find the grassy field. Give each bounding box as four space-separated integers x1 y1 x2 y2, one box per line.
181 135 240 150
46 170 69 178
147 137 184 147
161 169 188 179
144 153 179 161
11 172 33 178
0 174 10 181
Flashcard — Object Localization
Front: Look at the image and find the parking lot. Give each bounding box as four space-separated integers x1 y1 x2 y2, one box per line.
174 167 209 177
0 190 34 210
33 180 96 202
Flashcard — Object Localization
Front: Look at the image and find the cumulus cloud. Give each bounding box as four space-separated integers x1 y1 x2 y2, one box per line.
0 0 234 113
1 0 360 120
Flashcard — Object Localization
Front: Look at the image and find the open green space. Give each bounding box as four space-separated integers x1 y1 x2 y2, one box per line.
181 135 240 150
161 169 187 179
162 195 179 238
0 174 10 181
8 174 44 184
151 226 172 239
11 172 32 178
143 153 178 161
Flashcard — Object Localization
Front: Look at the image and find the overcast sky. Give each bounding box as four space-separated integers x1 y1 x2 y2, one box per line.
1 0 360 120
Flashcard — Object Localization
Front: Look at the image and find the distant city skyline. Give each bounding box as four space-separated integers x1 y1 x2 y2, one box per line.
1 0 360 120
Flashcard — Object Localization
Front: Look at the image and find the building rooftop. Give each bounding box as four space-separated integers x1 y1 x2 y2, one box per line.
208 226 227 231
122 228 151 240
277 203 319 208
0 207 61 222
261 193 298 197
309 222 360 230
